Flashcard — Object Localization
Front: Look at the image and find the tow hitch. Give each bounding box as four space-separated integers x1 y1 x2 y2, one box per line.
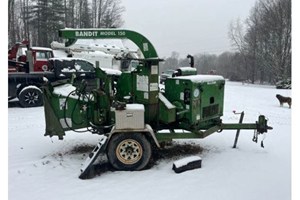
230 112 273 148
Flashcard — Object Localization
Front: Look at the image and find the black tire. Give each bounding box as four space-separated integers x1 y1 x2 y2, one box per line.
18 87 43 108
107 133 152 171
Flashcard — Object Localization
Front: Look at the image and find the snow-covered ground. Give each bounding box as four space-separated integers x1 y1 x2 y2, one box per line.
8 81 292 200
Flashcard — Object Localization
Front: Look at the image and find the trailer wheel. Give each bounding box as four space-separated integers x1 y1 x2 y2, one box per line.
107 133 152 171
18 86 43 108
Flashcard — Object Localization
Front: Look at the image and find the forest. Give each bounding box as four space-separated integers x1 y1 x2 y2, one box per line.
8 0 125 47
8 0 291 85
161 0 291 84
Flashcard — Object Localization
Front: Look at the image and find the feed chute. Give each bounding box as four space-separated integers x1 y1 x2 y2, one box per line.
58 29 158 59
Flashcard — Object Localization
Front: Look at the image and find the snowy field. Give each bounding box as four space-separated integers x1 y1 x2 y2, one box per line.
8 81 292 200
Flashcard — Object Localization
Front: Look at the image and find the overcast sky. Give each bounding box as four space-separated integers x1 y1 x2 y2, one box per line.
121 0 257 58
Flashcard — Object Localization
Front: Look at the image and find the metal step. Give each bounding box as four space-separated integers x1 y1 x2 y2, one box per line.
79 136 107 179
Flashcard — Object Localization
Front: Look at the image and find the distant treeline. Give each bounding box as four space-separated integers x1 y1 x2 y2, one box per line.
8 0 291 84
8 0 125 47
161 0 291 84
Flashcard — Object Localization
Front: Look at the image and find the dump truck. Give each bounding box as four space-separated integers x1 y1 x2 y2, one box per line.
41 29 272 178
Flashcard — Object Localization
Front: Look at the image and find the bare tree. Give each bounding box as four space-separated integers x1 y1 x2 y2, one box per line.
228 18 252 82
244 4 261 83
229 0 291 84
8 0 16 46
256 0 291 82
8 0 126 47
97 0 125 28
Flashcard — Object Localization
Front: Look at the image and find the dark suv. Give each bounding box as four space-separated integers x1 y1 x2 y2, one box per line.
48 57 121 92
160 69 177 84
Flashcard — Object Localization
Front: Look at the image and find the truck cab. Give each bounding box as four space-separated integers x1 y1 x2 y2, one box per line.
8 41 54 72
30 47 54 71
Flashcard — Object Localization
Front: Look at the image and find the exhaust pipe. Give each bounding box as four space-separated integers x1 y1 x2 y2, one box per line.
187 54 194 68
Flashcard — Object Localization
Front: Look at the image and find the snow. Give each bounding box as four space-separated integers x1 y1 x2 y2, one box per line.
61 68 76 72
50 57 79 61
8 81 292 200
53 49 68 58
31 47 53 51
173 156 202 168
51 38 134 55
51 37 140 70
52 84 94 103
73 50 112 57
52 84 76 97
159 93 175 109
175 75 225 83
49 57 122 75
177 67 197 72
125 103 145 111
101 68 122 76
19 85 42 94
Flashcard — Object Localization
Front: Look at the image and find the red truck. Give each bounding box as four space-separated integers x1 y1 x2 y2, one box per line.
8 41 55 107
8 40 122 108
8 40 54 72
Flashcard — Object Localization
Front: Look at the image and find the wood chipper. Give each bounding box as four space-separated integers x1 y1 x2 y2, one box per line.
41 29 272 178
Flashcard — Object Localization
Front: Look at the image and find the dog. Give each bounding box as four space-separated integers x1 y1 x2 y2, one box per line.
276 94 291 108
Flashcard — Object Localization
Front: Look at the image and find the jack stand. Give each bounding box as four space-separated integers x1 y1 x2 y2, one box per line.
79 136 107 179
232 111 244 148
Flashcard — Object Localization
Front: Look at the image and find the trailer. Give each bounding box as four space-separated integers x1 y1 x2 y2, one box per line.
41 29 272 178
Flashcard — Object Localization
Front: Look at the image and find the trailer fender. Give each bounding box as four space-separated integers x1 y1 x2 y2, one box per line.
107 124 161 148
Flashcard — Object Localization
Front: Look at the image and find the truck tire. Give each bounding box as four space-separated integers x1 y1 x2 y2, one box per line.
18 86 43 108
107 133 152 171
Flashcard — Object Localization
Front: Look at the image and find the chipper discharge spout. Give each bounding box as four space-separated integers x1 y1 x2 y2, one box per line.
41 28 273 178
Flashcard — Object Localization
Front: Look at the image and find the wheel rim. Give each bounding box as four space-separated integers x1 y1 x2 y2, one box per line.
24 91 39 105
116 139 143 165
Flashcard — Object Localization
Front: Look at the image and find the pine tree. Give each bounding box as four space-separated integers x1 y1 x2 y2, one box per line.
28 0 64 46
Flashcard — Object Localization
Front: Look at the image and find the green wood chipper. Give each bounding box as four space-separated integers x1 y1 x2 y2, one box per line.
41 29 272 178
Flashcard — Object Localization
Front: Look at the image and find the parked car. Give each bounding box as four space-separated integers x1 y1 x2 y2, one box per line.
160 69 177 84
276 78 291 89
160 67 197 84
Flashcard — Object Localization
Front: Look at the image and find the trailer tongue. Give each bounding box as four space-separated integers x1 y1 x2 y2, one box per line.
42 28 272 178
